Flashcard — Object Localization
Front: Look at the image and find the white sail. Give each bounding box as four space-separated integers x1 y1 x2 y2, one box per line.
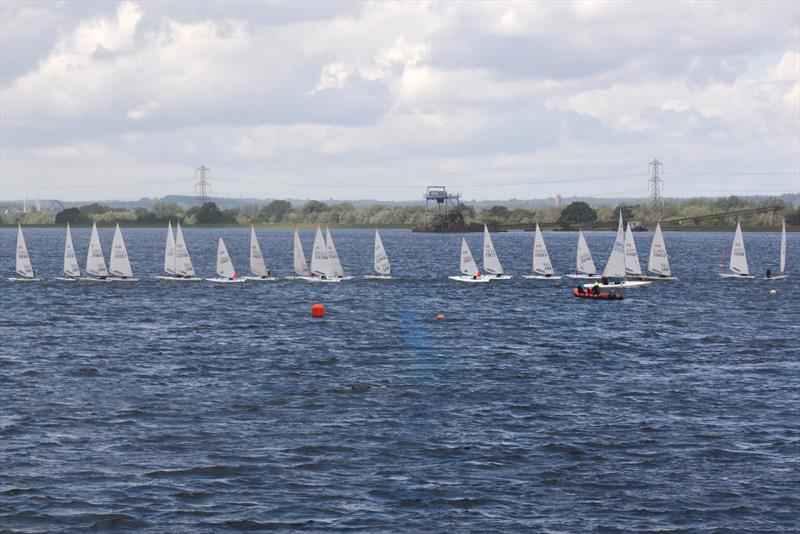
109 224 134 278
532 223 555 275
624 223 642 276
63 223 81 277
729 222 749 275
215 237 236 278
325 227 345 277
311 226 334 278
293 229 311 277
459 236 480 276
14 225 34 278
86 222 108 277
602 213 626 278
249 226 269 277
780 220 786 274
482 225 504 275
175 222 196 277
164 221 176 275
374 230 391 275
576 230 597 275
647 223 671 276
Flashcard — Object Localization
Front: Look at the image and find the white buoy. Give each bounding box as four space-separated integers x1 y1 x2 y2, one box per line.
769 289 778 295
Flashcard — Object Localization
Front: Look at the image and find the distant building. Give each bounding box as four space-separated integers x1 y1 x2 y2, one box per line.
555 194 562 208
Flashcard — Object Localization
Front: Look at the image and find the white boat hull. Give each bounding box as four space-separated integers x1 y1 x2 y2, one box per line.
109 277 139 282
449 275 491 283
364 275 392 280
304 276 341 283
719 273 755 279
761 275 788 280
154 275 203 282
205 277 247 284
523 274 562 280
486 274 513 280
637 274 678 281
7 277 41 282
83 277 114 283
586 280 652 289
55 277 81 282
565 274 601 280
243 276 279 282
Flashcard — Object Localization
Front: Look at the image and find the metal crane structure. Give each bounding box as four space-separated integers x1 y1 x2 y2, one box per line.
648 158 664 225
194 165 211 204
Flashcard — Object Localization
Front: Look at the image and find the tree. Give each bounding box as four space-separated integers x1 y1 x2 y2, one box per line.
560 201 597 224
786 207 800 226
188 202 236 224
55 207 91 224
258 200 292 222
302 200 328 214
485 205 510 221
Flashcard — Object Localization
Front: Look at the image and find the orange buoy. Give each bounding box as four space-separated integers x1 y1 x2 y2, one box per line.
435 314 445 320
311 303 325 318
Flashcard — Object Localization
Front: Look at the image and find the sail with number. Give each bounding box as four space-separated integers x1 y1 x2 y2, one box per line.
325 227 345 277
729 222 749 275
647 223 671 277
63 223 81 278
86 222 108 277
109 224 134 278
576 229 597 275
15 225 34 278
164 221 176 275
311 226 334 278
175 223 196 277
460 237 480 276
533 224 555 275
482 225 504 275
374 230 391 275
249 226 269 277
780 220 786 274
624 223 642 276
293 229 311 277
603 213 626 278
215 237 236 278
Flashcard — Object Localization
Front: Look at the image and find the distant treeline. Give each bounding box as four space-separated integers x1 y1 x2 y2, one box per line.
3 196 799 227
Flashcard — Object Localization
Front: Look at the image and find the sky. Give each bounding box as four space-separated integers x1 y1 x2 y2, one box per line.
1 0 799 202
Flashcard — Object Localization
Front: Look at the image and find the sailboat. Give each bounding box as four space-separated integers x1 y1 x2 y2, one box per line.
763 220 788 280
244 226 277 281
482 224 512 279
449 236 490 283
206 237 245 283
638 223 677 280
108 224 138 281
55 223 82 281
325 227 352 280
155 222 202 281
720 222 754 279
524 223 561 280
288 229 314 280
7 225 40 282
624 223 643 278
565 229 601 279
595 213 651 288
84 222 111 282
308 226 339 282
365 229 392 279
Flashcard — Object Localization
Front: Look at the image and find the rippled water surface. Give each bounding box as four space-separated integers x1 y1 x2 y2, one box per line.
1 227 798 532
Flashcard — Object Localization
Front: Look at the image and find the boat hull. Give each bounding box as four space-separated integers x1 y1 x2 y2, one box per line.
486 274 513 280
637 275 678 281
109 277 139 282
565 274 601 280
449 275 491 283
523 274 562 280
205 277 247 284
761 275 788 280
7 277 42 282
719 273 755 279
154 275 203 282
572 288 623 300
243 276 279 282
54 277 81 282
586 280 652 289
364 275 392 280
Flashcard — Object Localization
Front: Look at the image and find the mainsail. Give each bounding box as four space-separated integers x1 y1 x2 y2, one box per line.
311 226 334 278
729 222 749 275
215 237 236 278
15 225 34 278
780 220 786 274
164 221 176 275
63 223 81 278
86 222 109 277
460 236 480 276
293 229 311 277
482 225 504 275
602 213 626 278
576 229 597 275
532 223 555 275
374 230 391 275
624 223 642 276
109 224 134 278
249 226 269 277
325 227 345 277
175 222 196 277
647 223 671 276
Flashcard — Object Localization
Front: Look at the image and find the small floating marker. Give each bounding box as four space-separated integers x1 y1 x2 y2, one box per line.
435 314 445 320
769 289 778 295
311 303 326 318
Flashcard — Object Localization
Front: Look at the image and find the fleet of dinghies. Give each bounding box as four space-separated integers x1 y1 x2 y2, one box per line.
6 219 792 285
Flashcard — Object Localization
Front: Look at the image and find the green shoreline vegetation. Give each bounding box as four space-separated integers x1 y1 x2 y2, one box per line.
2 196 799 229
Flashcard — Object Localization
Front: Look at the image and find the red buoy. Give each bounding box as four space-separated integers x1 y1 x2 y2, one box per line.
435 314 445 320
311 303 325 318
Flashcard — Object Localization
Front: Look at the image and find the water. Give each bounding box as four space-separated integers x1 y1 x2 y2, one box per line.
1 227 798 532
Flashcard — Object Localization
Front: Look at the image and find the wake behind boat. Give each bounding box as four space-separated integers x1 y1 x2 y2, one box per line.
365 229 392 279
206 237 245 283
8 225 41 282
244 226 278 281
720 222 754 279
450 236 490 283
524 223 561 280
565 229 601 280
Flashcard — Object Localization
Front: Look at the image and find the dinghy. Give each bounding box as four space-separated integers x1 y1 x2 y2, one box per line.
720 222 754 279
84 222 111 282
365 229 392 279
206 237 245 283
108 224 138 281
288 229 315 281
763 220 788 280
7 225 40 282
449 236 490 283
638 223 677 281
624 223 643 278
326 227 352 280
307 226 340 283
55 223 82 281
154 222 202 281
572 287 623 300
482 224 512 279
244 226 278 281
594 213 651 289
565 229 601 279
524 223 561 280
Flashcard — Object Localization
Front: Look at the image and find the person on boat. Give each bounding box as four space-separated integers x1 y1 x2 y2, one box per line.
577 281 586 294
601 276 609 285
766 267 772 279
592 281 600 295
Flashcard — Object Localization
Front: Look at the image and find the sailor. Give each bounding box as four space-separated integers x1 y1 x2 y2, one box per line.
602 276 609 285
766 267 772 279
592 281 600 295
577 281 586 294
